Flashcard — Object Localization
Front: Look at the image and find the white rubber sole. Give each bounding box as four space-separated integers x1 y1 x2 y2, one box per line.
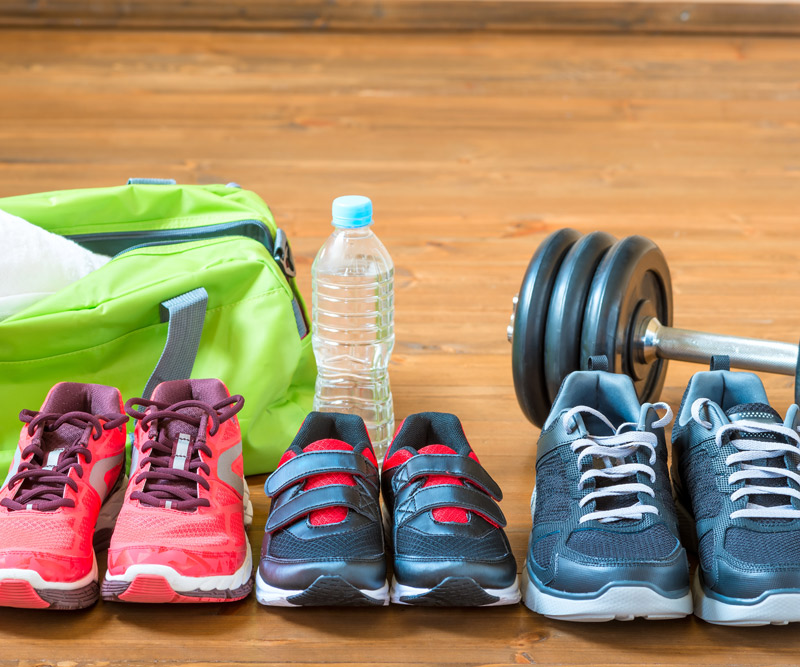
692 570 800 626
522 566 692 622
255 571 390 607
390 576 521 606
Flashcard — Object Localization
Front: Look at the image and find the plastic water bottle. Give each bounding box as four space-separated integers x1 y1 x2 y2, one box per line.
312 196 395 459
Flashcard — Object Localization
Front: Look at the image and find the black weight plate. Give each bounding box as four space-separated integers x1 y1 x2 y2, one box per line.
543 231 617 403
512 228 582 426
580 235 673 405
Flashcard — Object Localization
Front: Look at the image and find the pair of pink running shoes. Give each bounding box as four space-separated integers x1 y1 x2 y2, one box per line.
0 378 252 609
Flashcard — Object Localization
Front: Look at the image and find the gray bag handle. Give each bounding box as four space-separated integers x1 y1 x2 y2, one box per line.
143 288 208 399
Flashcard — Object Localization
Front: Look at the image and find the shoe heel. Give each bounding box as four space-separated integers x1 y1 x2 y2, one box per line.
93 475 127 552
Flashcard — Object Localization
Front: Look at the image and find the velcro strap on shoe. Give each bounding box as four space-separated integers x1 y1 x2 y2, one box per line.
390 454 503 500
393 485 506 528
265 451 376 498
265 485 378 533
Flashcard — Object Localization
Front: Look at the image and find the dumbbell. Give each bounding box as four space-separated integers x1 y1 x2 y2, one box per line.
507 228 800 427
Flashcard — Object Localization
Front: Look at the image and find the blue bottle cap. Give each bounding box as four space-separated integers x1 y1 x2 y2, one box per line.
331 195 373 228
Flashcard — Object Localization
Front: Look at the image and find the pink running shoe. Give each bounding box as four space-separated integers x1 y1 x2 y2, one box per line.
0 383 128 609
102 379 253 603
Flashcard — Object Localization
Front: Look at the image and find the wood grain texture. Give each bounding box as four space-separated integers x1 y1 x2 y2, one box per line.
2 27 800 665
3 0 800 35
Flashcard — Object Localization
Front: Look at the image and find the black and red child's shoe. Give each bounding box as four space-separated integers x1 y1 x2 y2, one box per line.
256 412 388 606
382 412 520 606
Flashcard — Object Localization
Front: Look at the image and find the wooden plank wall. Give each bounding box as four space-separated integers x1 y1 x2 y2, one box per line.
2 0 800 34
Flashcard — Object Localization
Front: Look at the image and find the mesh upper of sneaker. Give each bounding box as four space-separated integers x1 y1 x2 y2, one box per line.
382 413 511 564
534 448 679 564
532 371 682 569
681 399 800 570
0 382 127 582
108 379 248 578
264 413 383 565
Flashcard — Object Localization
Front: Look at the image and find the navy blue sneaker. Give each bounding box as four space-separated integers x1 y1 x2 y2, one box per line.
523 368 691 621
256 412 388 606
673 367 800 625
381 413 520 606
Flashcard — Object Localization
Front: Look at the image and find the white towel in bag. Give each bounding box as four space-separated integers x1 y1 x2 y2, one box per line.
0 209 110 321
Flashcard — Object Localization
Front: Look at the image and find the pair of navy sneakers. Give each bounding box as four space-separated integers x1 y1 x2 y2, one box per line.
525 356 800 626
256 411 520 607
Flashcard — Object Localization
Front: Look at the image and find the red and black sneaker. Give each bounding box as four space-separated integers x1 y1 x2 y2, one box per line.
256 412 388 606
382 412 520 606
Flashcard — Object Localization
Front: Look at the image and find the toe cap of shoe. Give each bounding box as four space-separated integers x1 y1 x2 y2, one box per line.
258 555 387 591
106 545 247 578
534 546 690 596
0 550 94 583
703 557 800 600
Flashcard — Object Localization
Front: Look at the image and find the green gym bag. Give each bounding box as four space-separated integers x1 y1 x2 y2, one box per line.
0 179 316 475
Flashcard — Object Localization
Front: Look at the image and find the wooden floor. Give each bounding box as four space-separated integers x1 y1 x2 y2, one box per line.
2 27 800 666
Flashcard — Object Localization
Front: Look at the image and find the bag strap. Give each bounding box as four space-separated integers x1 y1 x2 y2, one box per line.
393 485 507 528
265 485 379 533
390 454 503 500
265 451 377 498
142 288 208 399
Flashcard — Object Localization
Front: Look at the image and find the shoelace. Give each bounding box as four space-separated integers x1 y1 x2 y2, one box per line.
126 395 244 511
1 409 128 511
564 403 672 524
691 398 800 519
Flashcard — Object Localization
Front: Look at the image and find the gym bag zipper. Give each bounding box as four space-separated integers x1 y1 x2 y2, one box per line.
66 219 296 278
67 219 306 336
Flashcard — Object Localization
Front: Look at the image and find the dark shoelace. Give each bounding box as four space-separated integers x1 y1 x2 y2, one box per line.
1 409 128 512
125 395 244 511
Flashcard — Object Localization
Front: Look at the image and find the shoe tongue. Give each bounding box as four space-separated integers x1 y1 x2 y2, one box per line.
725 403 788 511
303 439 355 526
145 395 208 507
37 423 84 458
726 403 782 424
304 439 353 453
565 410 615 437
417 445 468 524
161 407 204 444
566 411 588 434
570 410 639 520
14 418 86 509
150 380 208 444
418 444 457 456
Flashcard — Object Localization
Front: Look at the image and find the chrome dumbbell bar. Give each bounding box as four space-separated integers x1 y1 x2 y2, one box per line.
636 318 798 377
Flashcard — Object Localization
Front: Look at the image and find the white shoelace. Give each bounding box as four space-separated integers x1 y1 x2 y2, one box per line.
691 398 800 520
563 403 672 524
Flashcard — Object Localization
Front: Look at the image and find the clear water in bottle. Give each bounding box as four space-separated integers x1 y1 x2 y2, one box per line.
312 195 395 459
